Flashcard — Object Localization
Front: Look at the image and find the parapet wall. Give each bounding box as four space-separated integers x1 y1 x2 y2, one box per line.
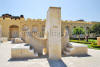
24 32 47 54
0 17 46 22
0 17 25 21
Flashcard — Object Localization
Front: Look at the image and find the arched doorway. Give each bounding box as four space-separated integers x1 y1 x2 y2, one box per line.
66 26 70 34
9 25 19 38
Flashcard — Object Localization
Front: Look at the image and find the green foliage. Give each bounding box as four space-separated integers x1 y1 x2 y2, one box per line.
72 27 85 40
70 40 91 44
91 24 100 35
70 39 100 49
91 41 100 48
72 27 85 35
86 28 91 35
91 42 97 45
91 43 100 48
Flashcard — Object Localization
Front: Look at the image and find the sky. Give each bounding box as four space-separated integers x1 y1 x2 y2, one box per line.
0 0 100 22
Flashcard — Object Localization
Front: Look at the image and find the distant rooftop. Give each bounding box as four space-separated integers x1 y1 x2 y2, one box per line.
77 19 85 21
1 14 24 20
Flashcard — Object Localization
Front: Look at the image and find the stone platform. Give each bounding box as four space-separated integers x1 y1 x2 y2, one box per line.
70 43 88 55
11 43 38 59
63 42 88 56
1 37 8 43
0 41 100 67
11 38 24 44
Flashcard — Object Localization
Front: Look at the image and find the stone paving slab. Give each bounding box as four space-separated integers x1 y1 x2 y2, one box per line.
0 41 100 67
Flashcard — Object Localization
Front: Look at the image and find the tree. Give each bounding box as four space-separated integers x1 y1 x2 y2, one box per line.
85 27 91 42
72 27 85 40
91 24 100 37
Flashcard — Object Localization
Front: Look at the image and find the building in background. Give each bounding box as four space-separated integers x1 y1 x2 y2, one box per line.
0 14 99 39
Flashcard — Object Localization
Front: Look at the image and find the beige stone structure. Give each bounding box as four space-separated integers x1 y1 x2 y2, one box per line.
0 25 1 43
24 31 47 54
0 13 99 39
63 43 88 56
11 43 38 58
97 37 100 45
11 38 24 43
8 7 88 59
1 37 8 43
46 7 61 59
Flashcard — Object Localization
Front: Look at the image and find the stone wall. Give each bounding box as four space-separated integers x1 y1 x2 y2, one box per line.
24 31 47 54
0 15 99 39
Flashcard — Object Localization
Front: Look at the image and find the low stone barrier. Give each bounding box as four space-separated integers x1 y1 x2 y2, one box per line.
63 43 88 56
70 44 88 56
97 37 100 45
1 37 8 43
11 38 24 44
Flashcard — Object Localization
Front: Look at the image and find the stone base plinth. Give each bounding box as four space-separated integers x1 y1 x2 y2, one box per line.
11 38 24 44
97 37 100 45
1 37 8 43
63 44 88 56
70 45 88 55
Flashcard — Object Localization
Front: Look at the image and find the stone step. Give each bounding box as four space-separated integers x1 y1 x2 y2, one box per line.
64 47 73 52
34 52 38 57
27 44 39 57
63 50 71 56
29 49 34 53
64 43 73 48
11 38 24 44
63 47 74 56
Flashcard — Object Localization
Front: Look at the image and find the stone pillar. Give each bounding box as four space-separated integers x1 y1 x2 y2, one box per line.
46 7 61 60
0 25 2 37
0 25 2 43
97 37 100 45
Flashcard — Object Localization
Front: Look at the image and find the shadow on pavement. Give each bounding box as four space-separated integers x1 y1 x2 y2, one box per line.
8 54 48 62
47 59 67 67
62 54 91 57
8 58 30 62
8 54 91 62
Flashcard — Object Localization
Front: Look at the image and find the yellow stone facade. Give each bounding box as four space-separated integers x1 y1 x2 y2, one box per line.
0 14 99 39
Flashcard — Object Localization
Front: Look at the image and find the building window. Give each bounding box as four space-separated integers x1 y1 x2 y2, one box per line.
32 26 38 32
42 26 45 32
66 26 70 34
22 25 29 31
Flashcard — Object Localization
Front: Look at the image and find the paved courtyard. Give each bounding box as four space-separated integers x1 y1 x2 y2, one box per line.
0 41 100 67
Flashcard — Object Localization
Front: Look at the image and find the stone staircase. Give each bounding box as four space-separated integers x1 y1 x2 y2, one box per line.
11 43 38 59
63 43 73 56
